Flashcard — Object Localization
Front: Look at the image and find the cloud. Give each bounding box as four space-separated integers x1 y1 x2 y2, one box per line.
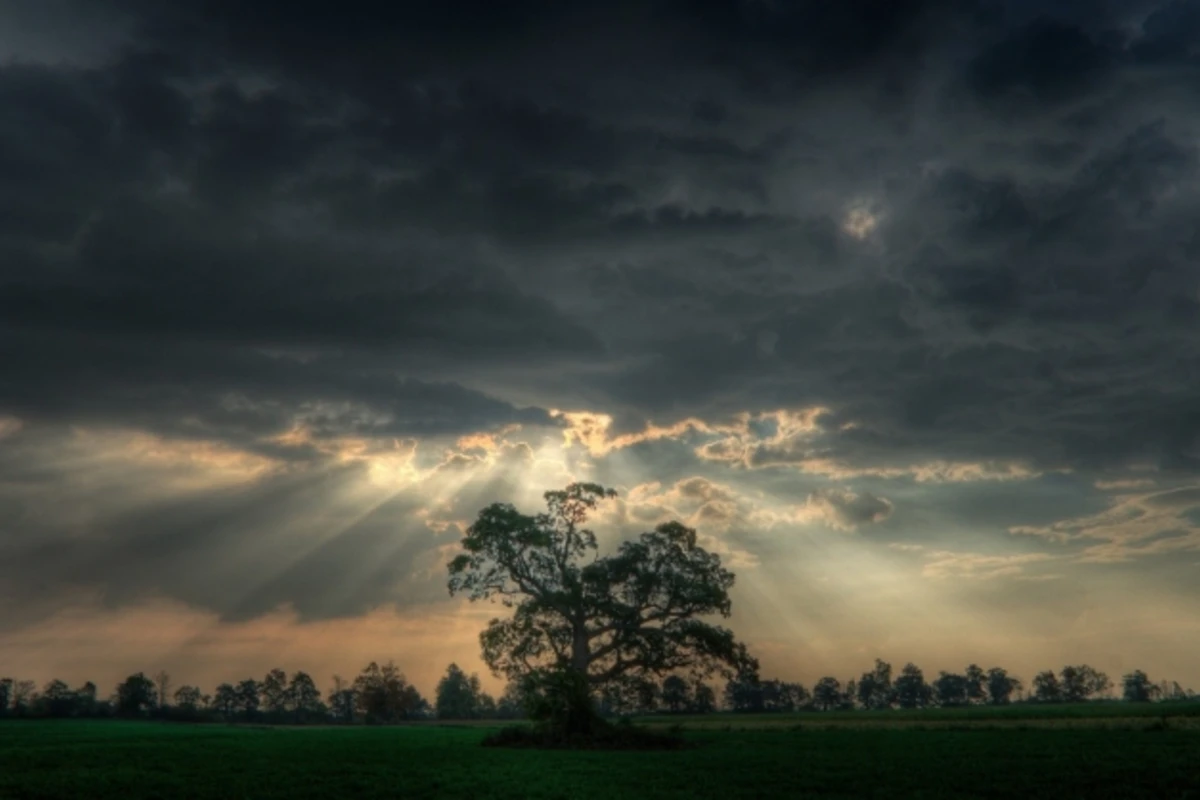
803 488 894 531
921 551 1058 580
1010 484 1200 563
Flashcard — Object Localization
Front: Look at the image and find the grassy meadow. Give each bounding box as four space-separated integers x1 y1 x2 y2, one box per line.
2 704 1198 799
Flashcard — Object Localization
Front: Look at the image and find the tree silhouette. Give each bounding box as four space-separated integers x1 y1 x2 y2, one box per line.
691 681 717 714
153 670 171 714
353 661 424 722
328 675 357 723
495 681 527 719
76 682 98 716
286 672 322 722
857 659 894 710
933 672 969 707
965 664 986 704
1122 670 1157 703
448 482 757 737
842 679 857 711
236 679 261 718
1033 670 1062 703
1059 665 1110 702
661 675 690 713
985 667 1021 705
723 672 764 712
812 677 842 711
11 680 34 716
38 680 73 717
174 685 202 711
212 683 237 718
893 663 932 709
116 673 157 717
261 668 289 717
435 663 485 720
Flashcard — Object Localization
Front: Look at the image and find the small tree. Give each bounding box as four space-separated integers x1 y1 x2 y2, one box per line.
153 670 172 714
261 668 289 717
933 672 969 707
812 677 842 711
328 675 357 723
690 681 717 714
436 663 484 720
77 682 98 716
1032 670 1061 703
116 673 157 717
495 681 527 719
38 680 75 717
236 679 261 718
838 680 856 710
287 672 323 722
10 681 35 716
661 675 690 713
354 661 422 722
723 672 764 712
174 685 203 711
1059 665 1110 702
893 663 931 709
213 683 238 719
965 664 986 704
857 659 894 710
1122 670 1157 703
985 667 1021 705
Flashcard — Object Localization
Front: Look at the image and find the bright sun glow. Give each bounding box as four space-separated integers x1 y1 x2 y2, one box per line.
842 206 879 239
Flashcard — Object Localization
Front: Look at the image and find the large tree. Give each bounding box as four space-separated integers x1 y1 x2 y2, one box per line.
448 483 757 734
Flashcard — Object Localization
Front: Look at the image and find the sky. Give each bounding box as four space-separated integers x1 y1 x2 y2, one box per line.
1 0 1199 699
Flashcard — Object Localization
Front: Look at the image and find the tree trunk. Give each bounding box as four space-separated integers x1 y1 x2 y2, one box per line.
561 621 598 737
571 623 590 675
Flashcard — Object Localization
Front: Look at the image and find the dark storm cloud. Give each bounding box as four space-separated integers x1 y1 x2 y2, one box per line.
2 0 1200 623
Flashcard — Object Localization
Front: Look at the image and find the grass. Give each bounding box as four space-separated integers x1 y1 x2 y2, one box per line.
635 700 1200 730
0 708 1197 799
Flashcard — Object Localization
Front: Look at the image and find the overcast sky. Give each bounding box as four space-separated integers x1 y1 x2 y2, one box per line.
2 0 1199 697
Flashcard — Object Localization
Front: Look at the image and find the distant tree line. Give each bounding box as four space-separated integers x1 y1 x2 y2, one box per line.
0 659 1194 723
0 661 432 724
713 660 1196 714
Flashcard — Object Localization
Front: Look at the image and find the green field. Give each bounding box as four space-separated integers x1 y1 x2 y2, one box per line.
2 708 1199 799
